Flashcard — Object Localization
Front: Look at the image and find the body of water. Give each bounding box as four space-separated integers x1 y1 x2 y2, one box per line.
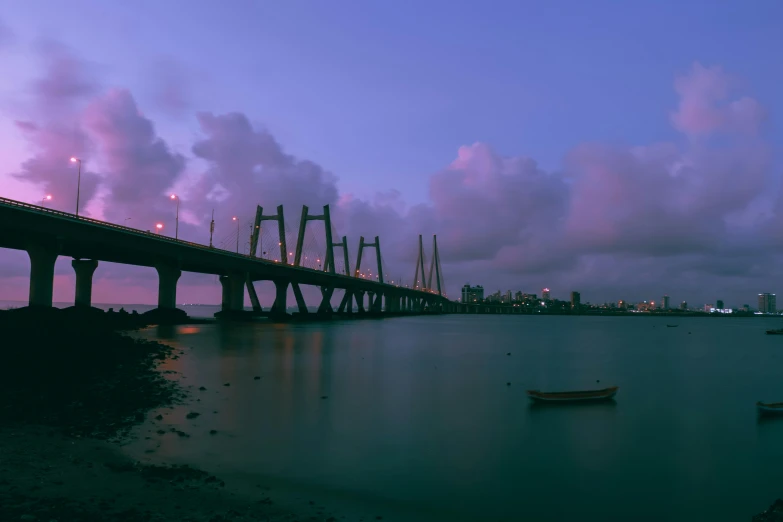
122 316 783 519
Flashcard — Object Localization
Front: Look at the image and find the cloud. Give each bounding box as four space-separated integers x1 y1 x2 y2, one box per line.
2 54 778 306
83 88 185 222
671 62 765 136
189 112 340 224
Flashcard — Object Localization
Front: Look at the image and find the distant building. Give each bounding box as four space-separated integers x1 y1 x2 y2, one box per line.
571 291 581 310
716 300 724 310
661 295 670 310
704 304 714 313
742 304 750 312
486 290 501 303
759 293 777 314
542 288 551 300
618 300 626 310
503 290 512 303
514 291 523 302
461 284 484 303
680 301 688 311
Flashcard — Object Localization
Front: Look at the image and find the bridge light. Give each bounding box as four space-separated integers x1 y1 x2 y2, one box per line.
155 223 163 234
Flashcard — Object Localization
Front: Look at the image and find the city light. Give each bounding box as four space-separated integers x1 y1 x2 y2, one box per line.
155 223 163 234
42 194 52 205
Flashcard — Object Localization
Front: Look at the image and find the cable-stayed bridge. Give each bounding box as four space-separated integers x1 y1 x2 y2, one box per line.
0 197 456 318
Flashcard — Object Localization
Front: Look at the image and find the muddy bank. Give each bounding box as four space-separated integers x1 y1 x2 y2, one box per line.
0 307 337 521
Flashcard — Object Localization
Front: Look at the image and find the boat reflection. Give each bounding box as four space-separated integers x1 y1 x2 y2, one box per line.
527 399 618 414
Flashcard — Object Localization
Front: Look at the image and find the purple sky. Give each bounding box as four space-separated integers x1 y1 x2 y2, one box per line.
1 1 783 308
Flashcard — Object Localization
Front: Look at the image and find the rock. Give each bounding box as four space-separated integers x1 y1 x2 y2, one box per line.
199 386 207 391
155 414 163 420
321 395 328 399
186 411 200 419
254 376 261 380
753 499 783 521
209 429 218 435
507 382 511 386
506 352 511 356
156 429 166 435
223 383 230 387
20 515 37 521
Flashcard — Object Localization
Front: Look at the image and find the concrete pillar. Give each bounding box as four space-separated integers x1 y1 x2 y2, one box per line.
26 243 59 307
272 280 289 315
220 274 245 312
72 259 98 308
356 291 365 313
155 265 181 310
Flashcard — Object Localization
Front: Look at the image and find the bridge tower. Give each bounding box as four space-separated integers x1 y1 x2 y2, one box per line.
354 236 384 312
413 234 426 291
294 205 340 314
427 234 444 296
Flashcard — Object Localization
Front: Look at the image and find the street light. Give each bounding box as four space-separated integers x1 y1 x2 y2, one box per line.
156 223 163 235
69 157 82 216
170 194 179 239
42 194 52 206
232 217 239 253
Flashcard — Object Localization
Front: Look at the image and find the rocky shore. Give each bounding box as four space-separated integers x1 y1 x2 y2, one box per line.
0 306 335 521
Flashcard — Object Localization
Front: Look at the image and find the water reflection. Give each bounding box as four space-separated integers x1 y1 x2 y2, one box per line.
127 315 783 522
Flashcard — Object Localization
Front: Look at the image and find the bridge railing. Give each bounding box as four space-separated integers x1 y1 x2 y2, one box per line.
0 196 433 294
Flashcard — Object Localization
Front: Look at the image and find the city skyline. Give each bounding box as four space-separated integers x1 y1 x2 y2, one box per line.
1 3 782 306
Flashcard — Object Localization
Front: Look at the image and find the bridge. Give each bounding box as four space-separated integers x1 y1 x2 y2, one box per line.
0 196 461 319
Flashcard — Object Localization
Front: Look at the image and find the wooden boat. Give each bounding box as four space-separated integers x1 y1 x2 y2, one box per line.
757 401 783 414
526 386 618 402
766 329 783 335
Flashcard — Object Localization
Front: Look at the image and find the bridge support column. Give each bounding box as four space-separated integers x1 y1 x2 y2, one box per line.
355 291 366 313
384 294 393 313
318 287 335 315
72 259 98 308
26 243 59 308
156 265 181 310
220 274 245 312
271 280 289 317
292 283 309 314
337 290 352 314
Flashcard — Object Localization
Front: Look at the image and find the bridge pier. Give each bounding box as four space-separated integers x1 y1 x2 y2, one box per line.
355 291 366 313
155 265 181 310
26 243 59 307
271 280 289 317
219 273 245 312
72 259 98 308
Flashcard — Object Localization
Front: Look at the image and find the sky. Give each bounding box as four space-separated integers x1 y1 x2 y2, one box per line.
1 0 782 308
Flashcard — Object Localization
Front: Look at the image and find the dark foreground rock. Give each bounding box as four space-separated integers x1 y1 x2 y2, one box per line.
0 306 183 438
0 306 334 521
753 499 783 521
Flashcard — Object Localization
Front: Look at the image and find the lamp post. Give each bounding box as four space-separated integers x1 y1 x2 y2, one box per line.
170 194 179 239
69 157 82 216
42 194 52 206
156 223 163 235
232 216 239 253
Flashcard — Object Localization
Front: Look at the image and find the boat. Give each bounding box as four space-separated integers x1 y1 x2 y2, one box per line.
526 386 619 402
757 401 783 414
666 324 678 328
766 329 783 335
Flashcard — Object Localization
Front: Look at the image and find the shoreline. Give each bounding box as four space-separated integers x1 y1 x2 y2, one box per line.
0 306 339 521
